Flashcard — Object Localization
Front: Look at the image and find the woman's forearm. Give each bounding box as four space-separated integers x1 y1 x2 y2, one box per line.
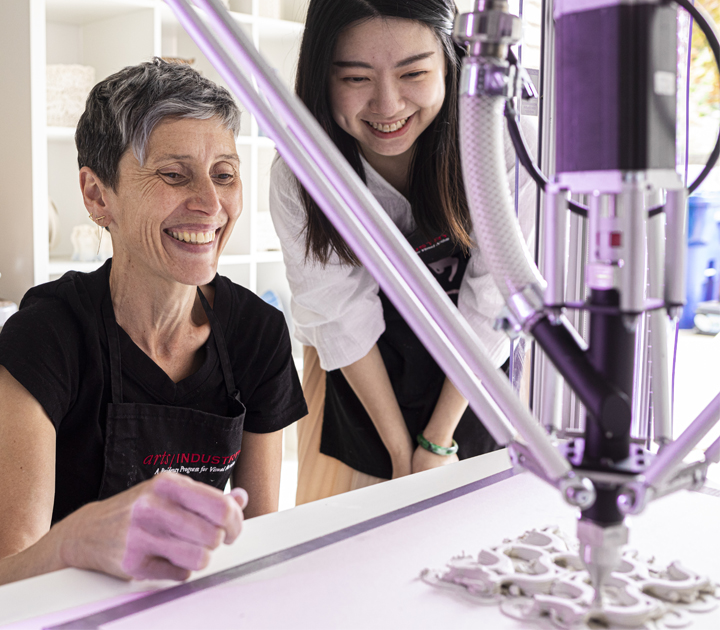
421 377 468 447
0 528 67 586
340 345 413 477
232 430 283 518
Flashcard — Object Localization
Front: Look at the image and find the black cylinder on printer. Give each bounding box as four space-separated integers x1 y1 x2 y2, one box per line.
554 1 677 174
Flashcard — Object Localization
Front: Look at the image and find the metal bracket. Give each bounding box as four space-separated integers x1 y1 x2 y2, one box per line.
494 283 546 338
453 7 522 49
460 58 520 98
509 441 597 510
618 460 710 515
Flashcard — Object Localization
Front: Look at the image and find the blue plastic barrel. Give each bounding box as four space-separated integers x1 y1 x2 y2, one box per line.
680 192 720 328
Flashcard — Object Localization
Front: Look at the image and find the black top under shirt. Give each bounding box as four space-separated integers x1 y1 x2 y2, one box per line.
0 260 307 523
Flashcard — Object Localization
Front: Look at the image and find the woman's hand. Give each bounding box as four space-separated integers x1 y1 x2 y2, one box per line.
340 345 415 481
55 473 248 581
412 445 458 474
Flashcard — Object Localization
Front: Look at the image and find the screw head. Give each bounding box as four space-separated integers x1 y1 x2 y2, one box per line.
617 488 637 514
562 476 596 510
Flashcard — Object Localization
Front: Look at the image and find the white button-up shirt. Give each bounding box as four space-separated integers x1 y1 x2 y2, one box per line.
269 122 537 372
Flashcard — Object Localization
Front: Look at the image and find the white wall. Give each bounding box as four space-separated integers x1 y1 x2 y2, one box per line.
0 0 47 305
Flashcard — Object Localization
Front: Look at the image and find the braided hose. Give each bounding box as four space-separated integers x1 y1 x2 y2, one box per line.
459 94 545 302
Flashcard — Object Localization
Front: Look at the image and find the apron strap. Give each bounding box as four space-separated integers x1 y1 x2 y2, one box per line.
196 286 238 398
101 290 125 404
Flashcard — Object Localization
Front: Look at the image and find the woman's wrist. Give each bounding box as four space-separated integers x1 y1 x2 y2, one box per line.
0 524 70 586
419 423 455 449
387 432 414 461
50 507 86 573
421 379 468 448
416 433 458 457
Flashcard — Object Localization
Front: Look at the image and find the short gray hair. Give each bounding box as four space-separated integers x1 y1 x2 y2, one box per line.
76 58 241 190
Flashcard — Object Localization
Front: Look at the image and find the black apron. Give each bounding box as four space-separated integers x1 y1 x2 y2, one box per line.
98 287 246 499
321 229 502 480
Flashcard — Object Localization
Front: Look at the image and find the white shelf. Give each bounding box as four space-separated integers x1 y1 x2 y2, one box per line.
159 6 302 36
236 135 253 146
47 126 76 140
49 251 284 277
218 251 284 266
48 258 103 275
255 15 304 38
253 251 284 263
47 131 274 152
46 0 157 25
47 128 270 147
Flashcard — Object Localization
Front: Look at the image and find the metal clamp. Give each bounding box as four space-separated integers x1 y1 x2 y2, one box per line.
518 65 538 101
509 441 597 510
460 58 519 98
453 5 522 51
494 283 546 337
617 460 709 516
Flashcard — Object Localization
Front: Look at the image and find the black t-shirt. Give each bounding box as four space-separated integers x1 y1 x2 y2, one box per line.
0 260 307 523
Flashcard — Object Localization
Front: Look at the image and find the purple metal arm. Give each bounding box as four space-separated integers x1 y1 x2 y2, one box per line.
164 0 572 482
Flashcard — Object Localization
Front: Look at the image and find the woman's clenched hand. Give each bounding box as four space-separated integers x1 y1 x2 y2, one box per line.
411 445 458 474
55 473 247 581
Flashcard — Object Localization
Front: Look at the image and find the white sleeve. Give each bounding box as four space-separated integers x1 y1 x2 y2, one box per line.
269 158 385 372
457 117 539 369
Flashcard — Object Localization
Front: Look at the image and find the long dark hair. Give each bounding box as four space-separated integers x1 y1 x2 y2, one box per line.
295 0 471 265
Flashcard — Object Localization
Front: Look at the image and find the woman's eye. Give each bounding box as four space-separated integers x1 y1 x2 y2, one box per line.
159 171 185 181
403 71 427 79
343 76 368 84
213 172 235 183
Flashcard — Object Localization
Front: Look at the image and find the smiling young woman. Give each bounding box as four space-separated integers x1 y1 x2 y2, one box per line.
269 0 538 504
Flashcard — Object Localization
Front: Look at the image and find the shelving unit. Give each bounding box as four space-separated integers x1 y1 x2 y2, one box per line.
0 0 305 326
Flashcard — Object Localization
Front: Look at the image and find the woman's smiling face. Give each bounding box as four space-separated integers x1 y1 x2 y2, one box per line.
102 116 242 287
328 17 447 166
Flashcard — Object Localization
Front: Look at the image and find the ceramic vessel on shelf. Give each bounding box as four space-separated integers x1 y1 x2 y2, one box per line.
47 64 95 128
48 198 60 252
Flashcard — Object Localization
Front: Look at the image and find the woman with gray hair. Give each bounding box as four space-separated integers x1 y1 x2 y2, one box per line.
0 59 306 584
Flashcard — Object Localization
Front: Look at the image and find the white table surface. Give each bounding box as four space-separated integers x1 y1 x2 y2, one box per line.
3 449 720 630
0 450 512 628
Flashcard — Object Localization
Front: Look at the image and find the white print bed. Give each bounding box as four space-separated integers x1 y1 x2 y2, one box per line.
39 472 720 630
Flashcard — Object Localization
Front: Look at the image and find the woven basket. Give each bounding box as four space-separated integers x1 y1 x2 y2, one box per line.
47 64 96 128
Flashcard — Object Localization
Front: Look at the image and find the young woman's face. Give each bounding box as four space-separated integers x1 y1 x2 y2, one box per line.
329 17 447 165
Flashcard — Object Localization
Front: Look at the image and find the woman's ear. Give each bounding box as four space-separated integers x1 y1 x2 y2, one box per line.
79 167 112 226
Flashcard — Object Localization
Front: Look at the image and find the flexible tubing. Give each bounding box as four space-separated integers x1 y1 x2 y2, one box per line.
459 94 546 302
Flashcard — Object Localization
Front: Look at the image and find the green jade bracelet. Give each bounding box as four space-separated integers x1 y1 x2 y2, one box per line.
416 433 459 456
